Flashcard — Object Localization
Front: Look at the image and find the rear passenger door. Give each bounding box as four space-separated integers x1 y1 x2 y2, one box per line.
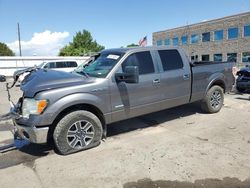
157 49 191 108
110 50 161 121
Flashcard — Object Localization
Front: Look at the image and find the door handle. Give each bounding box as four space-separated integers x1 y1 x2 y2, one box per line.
183 74 190 80
153 79 160 84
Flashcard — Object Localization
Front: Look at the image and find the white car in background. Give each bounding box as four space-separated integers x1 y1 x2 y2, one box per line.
39 60 79 72
17 60 81 82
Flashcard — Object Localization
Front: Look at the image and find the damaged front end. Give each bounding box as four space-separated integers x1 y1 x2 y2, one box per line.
0 67 51 144
0 82 22 122
0 102 21 121
0 67 39 134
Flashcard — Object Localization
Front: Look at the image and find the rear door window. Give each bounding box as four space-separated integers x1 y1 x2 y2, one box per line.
122 51 155 75
66 61 78 67
158 50 183 71
55 61 77 68
56 62 66 68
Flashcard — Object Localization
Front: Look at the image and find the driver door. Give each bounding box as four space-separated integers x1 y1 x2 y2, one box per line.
109 50 161 122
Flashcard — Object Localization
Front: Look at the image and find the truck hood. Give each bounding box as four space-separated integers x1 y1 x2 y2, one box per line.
21 69 92 97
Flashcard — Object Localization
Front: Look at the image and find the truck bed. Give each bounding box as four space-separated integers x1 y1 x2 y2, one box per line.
190 61 235 103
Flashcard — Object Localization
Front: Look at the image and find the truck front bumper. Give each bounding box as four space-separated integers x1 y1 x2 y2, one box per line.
14 123 49 144
0 108 49 144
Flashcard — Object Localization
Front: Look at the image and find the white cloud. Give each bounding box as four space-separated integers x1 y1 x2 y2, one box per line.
7 30 69 56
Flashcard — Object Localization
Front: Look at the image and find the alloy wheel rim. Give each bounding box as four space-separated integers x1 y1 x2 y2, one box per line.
210 90 221 109
67 120 95 149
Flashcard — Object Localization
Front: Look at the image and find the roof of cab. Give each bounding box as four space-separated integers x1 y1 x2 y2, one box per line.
101 46 180 54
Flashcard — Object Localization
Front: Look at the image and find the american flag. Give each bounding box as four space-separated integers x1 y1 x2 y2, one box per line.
138 36 147 47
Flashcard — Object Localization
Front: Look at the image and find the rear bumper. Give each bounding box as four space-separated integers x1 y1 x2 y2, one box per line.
14 123 49 144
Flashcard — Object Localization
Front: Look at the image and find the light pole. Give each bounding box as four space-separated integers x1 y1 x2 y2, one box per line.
17 22 22 56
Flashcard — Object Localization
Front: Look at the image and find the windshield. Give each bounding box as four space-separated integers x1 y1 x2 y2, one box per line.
78 52 124 78
74 58 94 73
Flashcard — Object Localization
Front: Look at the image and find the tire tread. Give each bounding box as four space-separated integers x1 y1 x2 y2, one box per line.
53 110 102 155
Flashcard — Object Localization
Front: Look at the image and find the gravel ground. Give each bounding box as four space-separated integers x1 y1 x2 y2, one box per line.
0 80 250 188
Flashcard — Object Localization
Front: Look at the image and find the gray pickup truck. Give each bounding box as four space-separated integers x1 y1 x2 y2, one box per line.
1 47 234 154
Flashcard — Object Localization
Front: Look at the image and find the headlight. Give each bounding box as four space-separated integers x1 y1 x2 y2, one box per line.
22 98 48 119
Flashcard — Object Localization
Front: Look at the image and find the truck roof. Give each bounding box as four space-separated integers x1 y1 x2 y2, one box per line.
102 46 181 54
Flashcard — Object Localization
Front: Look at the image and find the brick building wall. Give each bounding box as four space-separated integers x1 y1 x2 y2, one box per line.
152 12 250 66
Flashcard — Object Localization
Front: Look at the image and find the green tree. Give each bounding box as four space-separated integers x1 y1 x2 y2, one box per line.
127 43 139 48
59 30 104 56
0 42 15 56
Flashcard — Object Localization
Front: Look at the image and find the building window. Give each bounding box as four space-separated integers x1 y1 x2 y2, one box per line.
227 53 237 62
228 27 238 39
172 37 179 46
156 40 162 46
214 54 222 62
191 34 199 44
214 30 223 41
202 32 210 42
242 52 250 63
202 54 209 61
181 35 188 45
191 55 198 61
164 38 170 45
244 25 250 37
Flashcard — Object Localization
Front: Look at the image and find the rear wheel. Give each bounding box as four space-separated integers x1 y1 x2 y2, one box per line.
201 85 224 113
53 110 103 155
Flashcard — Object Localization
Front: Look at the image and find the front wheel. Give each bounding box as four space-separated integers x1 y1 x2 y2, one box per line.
201 85 224 113
53 110 103 155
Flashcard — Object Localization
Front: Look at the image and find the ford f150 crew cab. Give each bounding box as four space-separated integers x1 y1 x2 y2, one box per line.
1 47 235 155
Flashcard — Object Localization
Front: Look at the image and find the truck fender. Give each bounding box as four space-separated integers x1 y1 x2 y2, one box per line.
46 93 110 124
204 73 226 97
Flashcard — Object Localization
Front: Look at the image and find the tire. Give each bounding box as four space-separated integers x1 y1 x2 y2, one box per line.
53 110 103 155
201 85 224 113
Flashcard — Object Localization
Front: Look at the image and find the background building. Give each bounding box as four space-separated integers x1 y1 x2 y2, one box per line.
153 12 250 66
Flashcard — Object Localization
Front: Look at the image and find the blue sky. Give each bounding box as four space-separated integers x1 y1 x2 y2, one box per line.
0 0 249 55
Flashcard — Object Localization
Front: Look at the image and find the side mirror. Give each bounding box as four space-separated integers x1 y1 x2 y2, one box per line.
115 66 139 84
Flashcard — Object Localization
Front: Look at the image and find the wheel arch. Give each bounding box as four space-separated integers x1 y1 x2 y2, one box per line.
205 73 226 97
208 79 226 92
48 103 107 142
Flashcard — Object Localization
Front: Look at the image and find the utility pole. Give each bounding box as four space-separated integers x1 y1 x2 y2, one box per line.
17 22 22 56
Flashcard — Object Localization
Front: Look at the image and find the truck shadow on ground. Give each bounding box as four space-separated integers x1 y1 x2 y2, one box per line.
107 102 202 137
0 102 203 169
18 142 53 156
0 143 53 169
123 177 250 188
235 97 250 101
